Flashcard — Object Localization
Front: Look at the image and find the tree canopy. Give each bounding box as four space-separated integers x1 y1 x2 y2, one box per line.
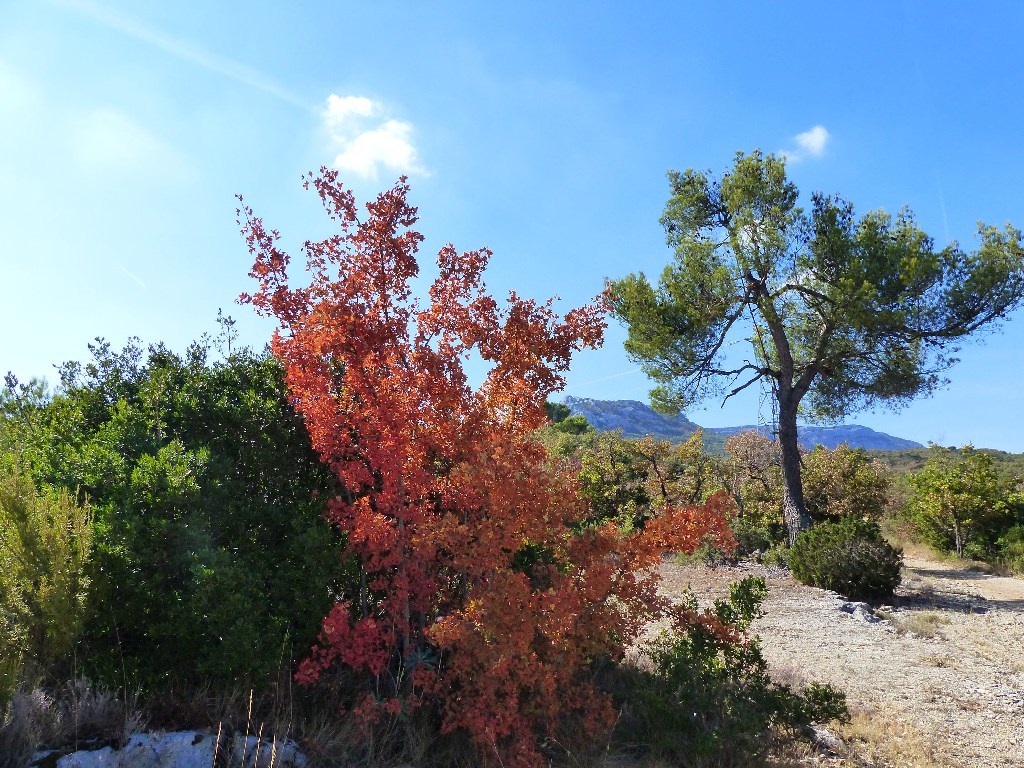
609 151 1024 541
909 445 1009 558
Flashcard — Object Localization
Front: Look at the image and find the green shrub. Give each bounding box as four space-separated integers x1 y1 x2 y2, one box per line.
617 577 848 766
672 536 737 567
731 513 787 555
0 464 92 702
4 339 353 691
789 518 902 601
997 525 1024 573
722 431 786 554
802 444 890 522
907 445 1009 558
761 542 791 569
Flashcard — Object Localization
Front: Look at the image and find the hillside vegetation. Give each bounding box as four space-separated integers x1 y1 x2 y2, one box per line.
3 332 1021 767
2 169 1022 768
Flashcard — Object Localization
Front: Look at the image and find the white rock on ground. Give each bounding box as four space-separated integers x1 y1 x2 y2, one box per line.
32 730 307 768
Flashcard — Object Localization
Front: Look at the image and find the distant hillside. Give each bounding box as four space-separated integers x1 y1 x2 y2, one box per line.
869 446 1024 479
562 396 922 452
563 397 700 442
706 424 923 451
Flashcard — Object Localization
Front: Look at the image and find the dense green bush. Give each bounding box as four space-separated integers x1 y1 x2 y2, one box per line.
789 518 902 600
731 514 786 555
1 336 354 690
616 576 847 766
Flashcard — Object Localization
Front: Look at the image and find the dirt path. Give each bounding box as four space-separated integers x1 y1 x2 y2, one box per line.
658 556 1024 768
904 555 1024 604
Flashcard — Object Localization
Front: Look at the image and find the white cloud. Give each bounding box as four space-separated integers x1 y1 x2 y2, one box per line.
322 93 426 180
795 125 830 157
324 95 378 128
780 124 831 163
333 120 421 179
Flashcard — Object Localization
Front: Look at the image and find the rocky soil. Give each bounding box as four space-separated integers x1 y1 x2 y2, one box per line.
658 554 1024 768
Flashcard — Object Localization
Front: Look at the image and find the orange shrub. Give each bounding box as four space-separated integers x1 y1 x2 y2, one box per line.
240 169 735 767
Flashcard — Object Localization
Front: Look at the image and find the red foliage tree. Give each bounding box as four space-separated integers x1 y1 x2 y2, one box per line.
240 169 735 767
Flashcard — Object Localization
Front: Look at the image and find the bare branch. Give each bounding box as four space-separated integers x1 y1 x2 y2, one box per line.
723 371 766 404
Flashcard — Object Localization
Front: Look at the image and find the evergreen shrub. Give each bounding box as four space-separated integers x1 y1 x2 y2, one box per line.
789 518 902 600
617 576 848 766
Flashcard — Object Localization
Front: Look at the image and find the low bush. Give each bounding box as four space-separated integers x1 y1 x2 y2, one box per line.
731 513 787 556
615 576 848 767
789 518 902 600
672 534 738 567
761 542 791 569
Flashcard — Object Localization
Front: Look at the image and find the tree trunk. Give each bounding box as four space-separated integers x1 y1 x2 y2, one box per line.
777 395 811 545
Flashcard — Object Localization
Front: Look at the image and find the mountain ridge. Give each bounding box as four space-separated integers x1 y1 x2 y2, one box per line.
562 396 922 451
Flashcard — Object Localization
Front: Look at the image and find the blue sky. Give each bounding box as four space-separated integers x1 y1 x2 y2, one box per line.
2 1 1023 450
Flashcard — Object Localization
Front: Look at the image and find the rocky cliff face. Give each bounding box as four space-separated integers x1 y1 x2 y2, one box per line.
562 396 921 451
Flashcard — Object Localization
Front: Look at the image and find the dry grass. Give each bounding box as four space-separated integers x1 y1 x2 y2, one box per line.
893 611 951 638
0 678 144 768
832 704 950 768
0 687 58 768
0 666 941 768
768 701 958 768
920 653 956 668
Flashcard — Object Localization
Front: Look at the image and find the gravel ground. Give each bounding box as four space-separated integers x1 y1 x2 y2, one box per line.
657 556 1024 768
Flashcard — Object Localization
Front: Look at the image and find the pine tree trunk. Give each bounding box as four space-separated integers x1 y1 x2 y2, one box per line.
777 395 811 545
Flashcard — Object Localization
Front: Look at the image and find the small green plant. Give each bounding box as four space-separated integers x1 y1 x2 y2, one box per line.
789 518 902 601
616 576 848 767
761 543 790 569
731 513 787 556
